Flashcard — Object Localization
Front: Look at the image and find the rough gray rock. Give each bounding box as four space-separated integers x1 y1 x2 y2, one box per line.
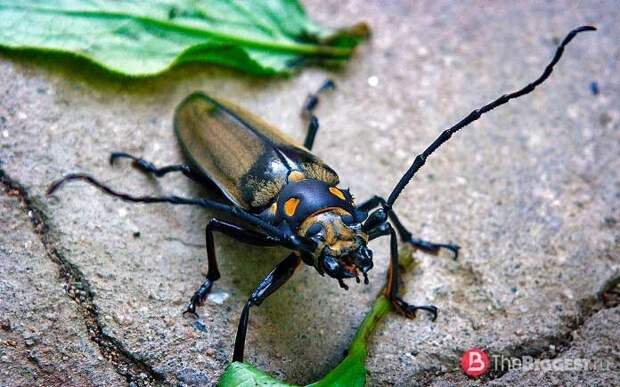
1 1 619 386
489 305 620 387
0 190 125 386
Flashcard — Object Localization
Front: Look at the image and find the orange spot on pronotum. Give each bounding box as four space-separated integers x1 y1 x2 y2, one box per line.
329 187 346 200
284 198 300 217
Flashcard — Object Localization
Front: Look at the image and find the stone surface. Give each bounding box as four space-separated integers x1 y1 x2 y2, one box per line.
0 192 125 386
1 1 619 386
489 305 620 387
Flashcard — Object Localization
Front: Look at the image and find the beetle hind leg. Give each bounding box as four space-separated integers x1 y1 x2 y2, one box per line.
302 79 335 118
110 152 198 180
301 80 335 150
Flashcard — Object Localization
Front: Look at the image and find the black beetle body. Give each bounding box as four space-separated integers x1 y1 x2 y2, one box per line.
175 92 374 282
47 26 594 363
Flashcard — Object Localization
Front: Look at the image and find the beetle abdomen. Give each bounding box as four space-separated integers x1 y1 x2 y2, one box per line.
174 92 339 211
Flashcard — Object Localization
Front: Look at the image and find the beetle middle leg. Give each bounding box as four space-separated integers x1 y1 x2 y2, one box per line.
301 79 335 150
184 219 281 318
358 195 459 259
109 152 200 181
233 252 301 362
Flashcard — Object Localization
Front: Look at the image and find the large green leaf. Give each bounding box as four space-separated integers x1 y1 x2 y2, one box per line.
0 0 368 76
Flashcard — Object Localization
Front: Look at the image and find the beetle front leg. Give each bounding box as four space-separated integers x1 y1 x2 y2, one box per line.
385 224 438 321
233 253 301 362
364 218 438 320
184 219 281 318
358 195 459 259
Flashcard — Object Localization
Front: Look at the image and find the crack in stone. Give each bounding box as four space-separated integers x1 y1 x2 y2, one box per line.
1 169 166 386
483 273 620 381
411 272 620 385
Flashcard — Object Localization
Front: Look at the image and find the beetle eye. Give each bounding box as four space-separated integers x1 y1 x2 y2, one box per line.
306 223 323 237
341 214 354 225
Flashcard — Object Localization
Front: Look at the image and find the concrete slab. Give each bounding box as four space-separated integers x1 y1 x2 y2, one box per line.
1 1 618 385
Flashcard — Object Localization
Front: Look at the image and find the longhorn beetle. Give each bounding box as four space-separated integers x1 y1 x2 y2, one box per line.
48 26 595 362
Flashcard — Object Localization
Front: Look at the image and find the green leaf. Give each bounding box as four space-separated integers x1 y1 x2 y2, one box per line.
0 0 368 76
218 250 417 387
307 341 367 387
218 362 297 387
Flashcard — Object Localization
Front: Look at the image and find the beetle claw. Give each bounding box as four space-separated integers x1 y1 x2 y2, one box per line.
392 297 437 321
183 305 199 319
338 279 349 290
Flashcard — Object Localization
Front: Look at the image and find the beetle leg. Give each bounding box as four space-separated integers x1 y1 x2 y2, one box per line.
301 80 335 150
303 116 320 150
48 174 297 250
384 224 438 321
365 223 437 320
110 152 200 181
358 195 459 259
233 253 301 362
184 219 281 318
302 79 336 117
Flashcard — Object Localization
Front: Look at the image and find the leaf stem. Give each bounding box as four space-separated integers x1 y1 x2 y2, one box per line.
307 251 416 387
348 295 391 356
349 252 414 355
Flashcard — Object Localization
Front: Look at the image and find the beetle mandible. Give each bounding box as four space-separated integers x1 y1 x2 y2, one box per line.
48 26 595 362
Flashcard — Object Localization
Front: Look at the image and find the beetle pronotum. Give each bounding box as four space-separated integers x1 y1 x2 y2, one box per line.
48 26 595 361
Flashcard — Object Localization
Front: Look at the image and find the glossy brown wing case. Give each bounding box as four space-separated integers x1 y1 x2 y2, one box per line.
174 92 339 211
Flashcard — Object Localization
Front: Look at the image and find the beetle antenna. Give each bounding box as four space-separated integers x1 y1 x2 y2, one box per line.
386 25 596 208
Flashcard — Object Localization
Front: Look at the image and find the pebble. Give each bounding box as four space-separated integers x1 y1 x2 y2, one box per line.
193 320 208 333
207 290 229 305
0 319 11 331
367 75 379 87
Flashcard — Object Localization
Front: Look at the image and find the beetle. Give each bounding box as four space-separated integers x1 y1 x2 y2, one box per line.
47 26 594 362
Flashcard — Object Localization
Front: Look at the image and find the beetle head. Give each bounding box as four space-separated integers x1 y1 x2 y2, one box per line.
299 208 373 285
